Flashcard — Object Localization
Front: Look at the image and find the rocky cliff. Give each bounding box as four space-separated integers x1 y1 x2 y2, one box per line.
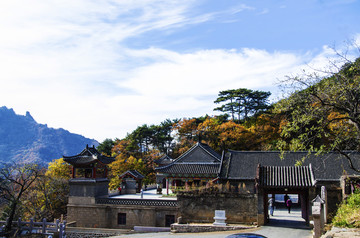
0 106 98 164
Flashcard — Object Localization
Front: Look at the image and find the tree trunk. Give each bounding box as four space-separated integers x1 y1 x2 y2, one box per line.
4 200 18 235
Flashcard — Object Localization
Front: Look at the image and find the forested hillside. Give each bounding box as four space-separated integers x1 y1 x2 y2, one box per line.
0 106 98 164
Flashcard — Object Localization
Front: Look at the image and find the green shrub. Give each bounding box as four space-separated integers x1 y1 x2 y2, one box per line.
332 192 360 228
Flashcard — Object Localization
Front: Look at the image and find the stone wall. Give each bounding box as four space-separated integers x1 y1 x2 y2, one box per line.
177 191 258 224
67 200 178 229
67 204 109 228
106 205 177 228
69 179 109 197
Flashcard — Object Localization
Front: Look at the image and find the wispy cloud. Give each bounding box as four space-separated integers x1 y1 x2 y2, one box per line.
0 0 357 141
257 8 269 15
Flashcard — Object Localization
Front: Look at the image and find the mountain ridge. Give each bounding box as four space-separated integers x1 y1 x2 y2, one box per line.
0 106 98 164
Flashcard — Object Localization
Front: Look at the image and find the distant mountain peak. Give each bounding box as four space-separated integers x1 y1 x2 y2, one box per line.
25 111 35 121
0 106 99 164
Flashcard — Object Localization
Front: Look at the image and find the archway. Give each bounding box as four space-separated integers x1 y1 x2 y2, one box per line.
257 164 315 227
263 188 310 227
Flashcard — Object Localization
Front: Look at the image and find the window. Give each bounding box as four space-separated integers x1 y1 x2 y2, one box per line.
165 215 175 227
118 213 126 225
84 168 93 178
96 168 106 178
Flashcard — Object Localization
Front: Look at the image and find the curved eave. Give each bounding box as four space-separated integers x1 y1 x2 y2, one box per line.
161 173 218 178
63 155 115 166
260 185 314 189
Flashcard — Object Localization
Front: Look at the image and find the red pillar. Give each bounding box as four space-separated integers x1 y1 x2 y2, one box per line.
93 167 96 178
166 178 169 195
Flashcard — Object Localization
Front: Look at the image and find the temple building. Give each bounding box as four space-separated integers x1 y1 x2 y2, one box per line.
155 142 221 192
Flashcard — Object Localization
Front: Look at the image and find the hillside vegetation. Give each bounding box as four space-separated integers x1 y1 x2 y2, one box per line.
332 192 360 228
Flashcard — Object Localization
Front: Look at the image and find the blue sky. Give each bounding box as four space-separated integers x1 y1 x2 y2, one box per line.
0 0 359 142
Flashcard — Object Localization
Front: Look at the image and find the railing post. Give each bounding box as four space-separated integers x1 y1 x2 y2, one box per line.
61 220 67 238
29 218 34 234
18 217 22 231
59 224 63 238
42 218 46 234
56 219 60 231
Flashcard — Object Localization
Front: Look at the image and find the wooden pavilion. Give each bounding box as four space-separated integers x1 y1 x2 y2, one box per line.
155 142 221 193
63 144 115 198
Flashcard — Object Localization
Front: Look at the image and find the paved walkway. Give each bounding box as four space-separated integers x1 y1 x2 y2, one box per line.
267 207 309 228
256 208 312 238
112 208 312 238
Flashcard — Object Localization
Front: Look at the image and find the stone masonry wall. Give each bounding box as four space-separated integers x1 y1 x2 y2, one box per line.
177 192 258 224
67 202 178 229
67 204 109 228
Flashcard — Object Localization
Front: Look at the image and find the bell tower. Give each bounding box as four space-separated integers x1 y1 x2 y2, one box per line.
63 145 115 204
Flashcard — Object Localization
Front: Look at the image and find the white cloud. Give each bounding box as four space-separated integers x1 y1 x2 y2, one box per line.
0 0 356 142
121 48 302 97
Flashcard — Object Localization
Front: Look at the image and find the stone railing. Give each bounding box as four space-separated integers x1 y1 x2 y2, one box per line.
95 198 178 207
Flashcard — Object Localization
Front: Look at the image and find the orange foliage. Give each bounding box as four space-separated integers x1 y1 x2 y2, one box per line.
174 118 198 139
196 115 282 151
172 118 200 157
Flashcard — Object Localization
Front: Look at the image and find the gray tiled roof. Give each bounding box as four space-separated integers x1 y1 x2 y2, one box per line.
155 142 221 176
63 145 115 165
120 170 145 179
174 142 221 163
154 154 174 165
258 165 315 188
219 151 360 182
156 163 220 175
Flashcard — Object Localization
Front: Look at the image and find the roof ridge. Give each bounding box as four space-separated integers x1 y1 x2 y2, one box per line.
180 162 220 164
227 150 360 154
198 142 221 161
174 142 200 163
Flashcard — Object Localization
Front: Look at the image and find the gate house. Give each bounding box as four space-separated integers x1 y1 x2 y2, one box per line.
218 150 360 225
